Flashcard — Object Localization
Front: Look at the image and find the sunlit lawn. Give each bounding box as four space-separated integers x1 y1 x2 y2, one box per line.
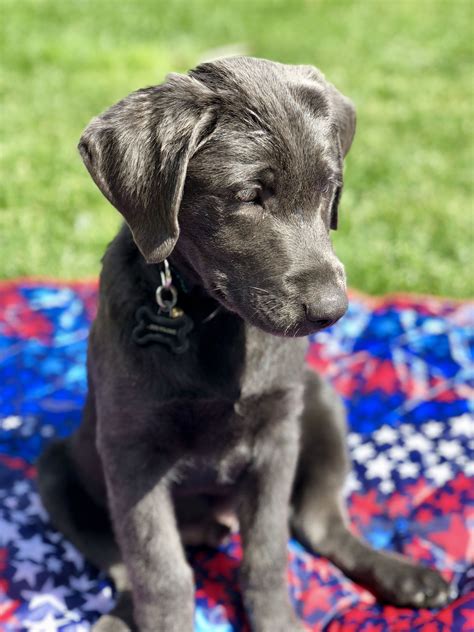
1 0 472 297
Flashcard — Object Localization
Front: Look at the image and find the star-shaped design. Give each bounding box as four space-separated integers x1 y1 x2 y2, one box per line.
388 445 407 461
70 574 101 593
3 496 19 510
12 560 42 587
46 557 63 574
404 433 432 453
450 414 473 438
373 425 398 445
422 420 444 439
45 530 64 544
343 471 361 494
426 461 453 486
1 415 22 430
0 516 19 545
365 454 393 480
13 480 30 496
25 492 49 522
352 442 376 462
399 424 415 436
14 534 55 563
62 541 85 571
347 433 362 447
465 461 474 475
437 439 463 460
23 611 72 632
11 509 33 526
81 586 114 614
379 479 395 494
421 317 445 335
398 461 419 479
423 451 440 467
22 577 72 608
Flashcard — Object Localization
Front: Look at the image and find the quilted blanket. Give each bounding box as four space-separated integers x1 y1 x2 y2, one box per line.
0 280 472 631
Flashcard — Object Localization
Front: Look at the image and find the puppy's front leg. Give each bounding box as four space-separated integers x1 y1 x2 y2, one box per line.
98 439 194 632
238 416 304 632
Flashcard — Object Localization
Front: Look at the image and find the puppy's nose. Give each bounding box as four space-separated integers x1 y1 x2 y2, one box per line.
303 294 348 329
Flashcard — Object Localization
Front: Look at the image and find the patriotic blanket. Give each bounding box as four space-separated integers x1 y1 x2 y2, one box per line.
0 280 473 631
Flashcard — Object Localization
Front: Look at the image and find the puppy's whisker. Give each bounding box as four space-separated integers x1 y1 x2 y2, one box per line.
249 286 271 294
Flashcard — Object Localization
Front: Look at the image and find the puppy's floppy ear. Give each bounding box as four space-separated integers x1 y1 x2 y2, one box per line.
78 74 219 263
292 65 356 157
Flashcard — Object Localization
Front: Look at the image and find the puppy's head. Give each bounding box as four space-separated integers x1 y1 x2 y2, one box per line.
79 57 356 336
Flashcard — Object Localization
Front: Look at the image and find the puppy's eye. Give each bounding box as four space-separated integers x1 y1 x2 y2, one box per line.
236 188 262 205
330 186 342 230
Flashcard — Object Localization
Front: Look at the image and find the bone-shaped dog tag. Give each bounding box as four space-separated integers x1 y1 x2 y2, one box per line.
132 305 194 353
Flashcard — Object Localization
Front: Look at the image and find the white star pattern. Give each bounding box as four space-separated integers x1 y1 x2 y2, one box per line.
423 420 444 439
46 556 63 573
344 471 362 494
51 582 79 607
465 461 474 476
81 586 114 614
23 611 68 632
70 574 102 593
3 496 18 509
423 451 440 467
25 492 50 522
450 413 473 438
347 433 361 447
22 577 73 606
365 454 393 480
352 442 376 461
14 534 56 563
11 508 33 525
12 560 43 586
426 462 453 486
1 415 22 430
398 461 420 479
62 541 86 572
379 479 395 494
0 515 19 544
373 425 399 445
46 530 64 544
405 434 433 453
388 445 408 462
348 414 470 494
13 480 30 495
437 439 463 460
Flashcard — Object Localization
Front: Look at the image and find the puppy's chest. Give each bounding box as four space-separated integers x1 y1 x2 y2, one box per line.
175 443 252 495
167 386 303 495
166 402 256 495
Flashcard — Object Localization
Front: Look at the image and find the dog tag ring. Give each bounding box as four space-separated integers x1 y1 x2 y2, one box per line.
155 284 178 312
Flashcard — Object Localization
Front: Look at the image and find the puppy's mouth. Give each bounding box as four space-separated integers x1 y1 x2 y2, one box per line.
246 311 335 338
207 285 237 313
207 285 338 337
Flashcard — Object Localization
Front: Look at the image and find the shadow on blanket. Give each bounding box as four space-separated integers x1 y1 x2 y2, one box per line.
0 280 472 631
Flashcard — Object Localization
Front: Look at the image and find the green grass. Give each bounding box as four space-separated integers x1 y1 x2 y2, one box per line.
1 0 473 297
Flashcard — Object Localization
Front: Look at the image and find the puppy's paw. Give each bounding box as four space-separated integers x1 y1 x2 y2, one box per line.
252 611 307 632
371 554 452 608
92 614 132 632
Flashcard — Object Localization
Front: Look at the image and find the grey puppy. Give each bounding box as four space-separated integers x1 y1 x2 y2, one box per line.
37 57 451 632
